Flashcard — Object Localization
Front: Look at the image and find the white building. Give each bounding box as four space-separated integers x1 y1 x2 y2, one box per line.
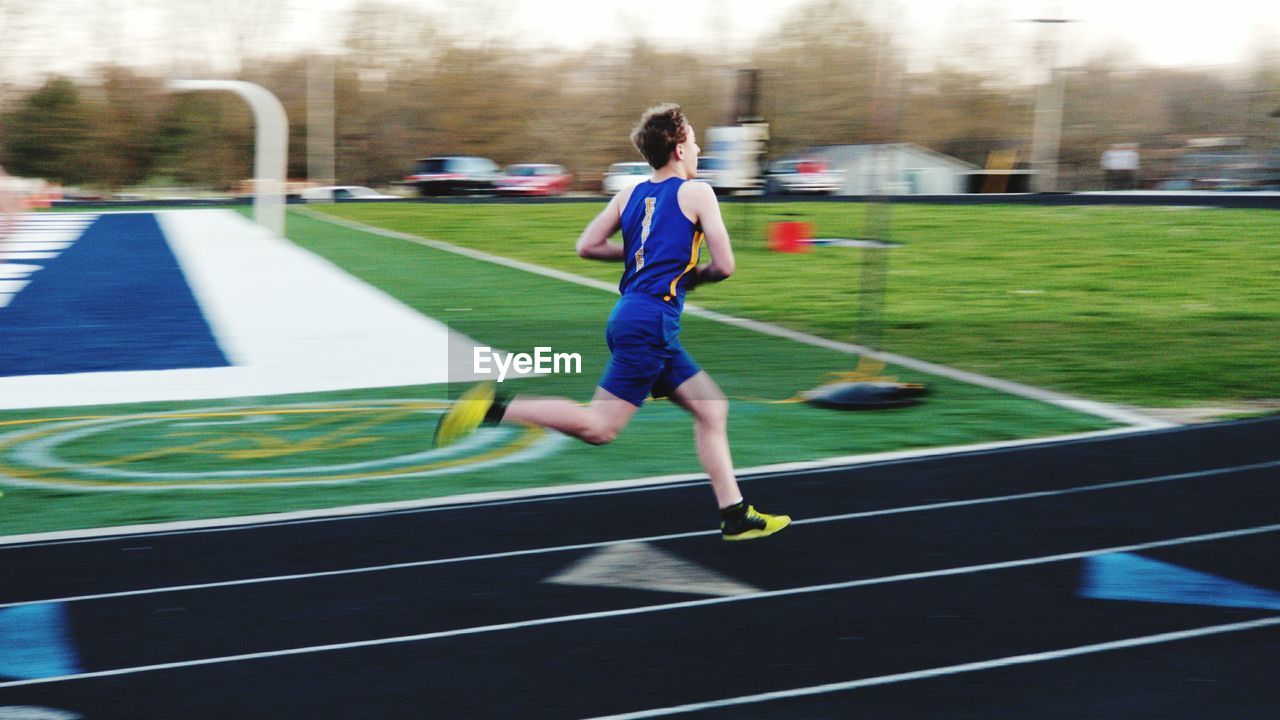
806 143 980 195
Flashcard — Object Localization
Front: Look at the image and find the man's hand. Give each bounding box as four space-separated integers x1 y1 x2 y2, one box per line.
685 266 704 292
575 192 626 261
686 264 731 292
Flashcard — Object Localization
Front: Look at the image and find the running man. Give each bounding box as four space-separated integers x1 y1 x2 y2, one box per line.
434 103 790 541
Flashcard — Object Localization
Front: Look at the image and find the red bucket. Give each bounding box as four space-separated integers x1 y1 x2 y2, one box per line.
768 221 813 253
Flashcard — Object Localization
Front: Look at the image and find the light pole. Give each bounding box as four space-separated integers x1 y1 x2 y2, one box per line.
308 55 336 187
1028 17 1072 193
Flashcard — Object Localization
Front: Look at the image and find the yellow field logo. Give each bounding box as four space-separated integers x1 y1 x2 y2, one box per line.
0 399 562 490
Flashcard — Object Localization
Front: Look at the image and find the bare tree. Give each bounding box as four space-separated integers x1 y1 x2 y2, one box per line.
752 0 882 154
2 0 1273 194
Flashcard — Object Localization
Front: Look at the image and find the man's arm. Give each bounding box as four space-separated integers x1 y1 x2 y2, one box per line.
682 181 735 287
575 192 626 261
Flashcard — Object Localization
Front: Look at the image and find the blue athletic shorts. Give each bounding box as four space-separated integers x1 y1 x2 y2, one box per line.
599 293 701 407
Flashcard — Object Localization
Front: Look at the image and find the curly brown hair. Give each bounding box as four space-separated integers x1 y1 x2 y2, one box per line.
630 103 688 169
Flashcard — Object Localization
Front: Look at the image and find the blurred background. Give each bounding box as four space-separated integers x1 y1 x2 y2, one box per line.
1 0 1278 198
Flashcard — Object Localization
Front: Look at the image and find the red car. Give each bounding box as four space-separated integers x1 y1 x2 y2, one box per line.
495 164 573 196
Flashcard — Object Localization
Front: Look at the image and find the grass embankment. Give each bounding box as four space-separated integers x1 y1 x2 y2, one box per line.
315 201 1279 407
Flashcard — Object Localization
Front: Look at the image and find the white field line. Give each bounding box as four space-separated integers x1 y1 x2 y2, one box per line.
0 425 1185 547
587 616 1280 719
2 522 1278 689
3 457 1277 608
296 207 1172 430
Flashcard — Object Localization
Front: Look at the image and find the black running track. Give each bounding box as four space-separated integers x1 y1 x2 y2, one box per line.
2 417 1278 718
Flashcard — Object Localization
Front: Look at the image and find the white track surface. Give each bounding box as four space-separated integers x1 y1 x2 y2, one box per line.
0 210 482 410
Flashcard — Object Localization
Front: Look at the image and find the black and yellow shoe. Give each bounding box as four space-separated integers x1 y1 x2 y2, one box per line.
720 504 791 541
432 382 497 449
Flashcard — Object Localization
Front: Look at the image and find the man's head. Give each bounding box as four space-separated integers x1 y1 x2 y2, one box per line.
631 103 698 173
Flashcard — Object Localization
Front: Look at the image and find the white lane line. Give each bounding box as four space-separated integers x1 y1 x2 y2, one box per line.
795 458 1280 526
0 531 709 609
4 458 1277 609
0 264 42 279
1 522 1278 689
0 214 95 312
587 616 1280 719
0 279 31 295
0 423 1211 548
0 240 74 249
295 208 1171 429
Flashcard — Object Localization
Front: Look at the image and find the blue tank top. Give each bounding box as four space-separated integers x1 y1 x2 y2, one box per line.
617 178 703 310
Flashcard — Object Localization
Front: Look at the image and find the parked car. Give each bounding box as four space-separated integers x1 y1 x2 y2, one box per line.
602 161 652 195
495 164 573 196
404 156 500 196
764 158 843 195
300 185 400 202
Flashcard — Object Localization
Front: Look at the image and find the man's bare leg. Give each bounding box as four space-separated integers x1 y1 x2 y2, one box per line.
667 371 741 508
668 371 791 539
503 385 639 446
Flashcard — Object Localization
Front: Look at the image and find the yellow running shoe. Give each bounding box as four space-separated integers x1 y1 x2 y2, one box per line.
721 505 792 541
433 382 497 449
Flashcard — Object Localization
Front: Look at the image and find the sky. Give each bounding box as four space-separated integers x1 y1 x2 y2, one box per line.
391 0 1280 69
5 0 1279 82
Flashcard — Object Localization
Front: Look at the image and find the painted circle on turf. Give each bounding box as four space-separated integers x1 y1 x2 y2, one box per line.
0 399 560 490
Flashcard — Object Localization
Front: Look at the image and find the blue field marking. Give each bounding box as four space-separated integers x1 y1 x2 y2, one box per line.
1081 552 1280 611
0 602 80 680
0 213 229 377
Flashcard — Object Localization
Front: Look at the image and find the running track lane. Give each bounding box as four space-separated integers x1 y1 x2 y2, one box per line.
0 417 1276 717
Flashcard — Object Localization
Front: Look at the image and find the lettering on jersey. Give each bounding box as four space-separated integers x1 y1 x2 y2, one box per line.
636 197 656 270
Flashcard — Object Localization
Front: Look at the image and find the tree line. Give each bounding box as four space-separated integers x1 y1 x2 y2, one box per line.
1 0 1277 192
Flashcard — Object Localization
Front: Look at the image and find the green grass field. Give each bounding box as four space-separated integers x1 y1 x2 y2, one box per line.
0 206 1117 537
314 200 1280 407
